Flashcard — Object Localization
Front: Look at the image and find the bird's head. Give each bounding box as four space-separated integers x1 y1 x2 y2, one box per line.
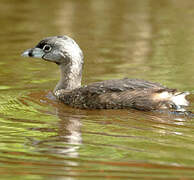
22 35 83 65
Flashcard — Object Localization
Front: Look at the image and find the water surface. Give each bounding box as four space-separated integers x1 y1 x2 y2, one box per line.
0 0 194 179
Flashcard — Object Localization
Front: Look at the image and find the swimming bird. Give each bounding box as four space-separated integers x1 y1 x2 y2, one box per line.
22 35 189 111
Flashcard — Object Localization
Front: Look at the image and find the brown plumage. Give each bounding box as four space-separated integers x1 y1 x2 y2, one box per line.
55 79 178 110
22 36 189 111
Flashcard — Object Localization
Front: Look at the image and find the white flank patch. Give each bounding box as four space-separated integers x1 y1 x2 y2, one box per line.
157 91 171 99
153 91 190 111
171 92 190 107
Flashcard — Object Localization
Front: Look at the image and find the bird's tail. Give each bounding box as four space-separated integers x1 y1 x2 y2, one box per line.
171 92 190 111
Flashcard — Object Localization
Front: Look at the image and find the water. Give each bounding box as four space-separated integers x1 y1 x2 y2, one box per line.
0 0 194 179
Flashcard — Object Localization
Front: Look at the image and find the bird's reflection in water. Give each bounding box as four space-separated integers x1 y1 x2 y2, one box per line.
22 91 193 159
21 91 84 162
56 111 82 158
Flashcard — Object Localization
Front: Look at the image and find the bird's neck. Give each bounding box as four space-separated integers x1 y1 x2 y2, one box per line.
54 61 83 92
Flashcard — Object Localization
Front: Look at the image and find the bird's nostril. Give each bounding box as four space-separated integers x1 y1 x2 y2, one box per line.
29 49 33 57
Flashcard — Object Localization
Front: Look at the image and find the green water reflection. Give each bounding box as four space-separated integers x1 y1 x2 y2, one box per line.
0 0 194 179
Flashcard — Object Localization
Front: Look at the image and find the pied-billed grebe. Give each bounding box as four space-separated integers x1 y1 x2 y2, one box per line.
22 35 189 111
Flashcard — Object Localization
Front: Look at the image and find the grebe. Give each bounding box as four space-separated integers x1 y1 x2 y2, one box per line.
22 36 189 111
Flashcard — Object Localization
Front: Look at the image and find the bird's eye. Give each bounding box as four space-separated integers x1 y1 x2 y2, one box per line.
43 44 52 52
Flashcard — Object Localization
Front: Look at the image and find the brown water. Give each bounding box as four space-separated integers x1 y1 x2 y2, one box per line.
0 0 194 179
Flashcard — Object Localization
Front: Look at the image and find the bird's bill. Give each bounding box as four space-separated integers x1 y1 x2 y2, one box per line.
21 48 45 58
